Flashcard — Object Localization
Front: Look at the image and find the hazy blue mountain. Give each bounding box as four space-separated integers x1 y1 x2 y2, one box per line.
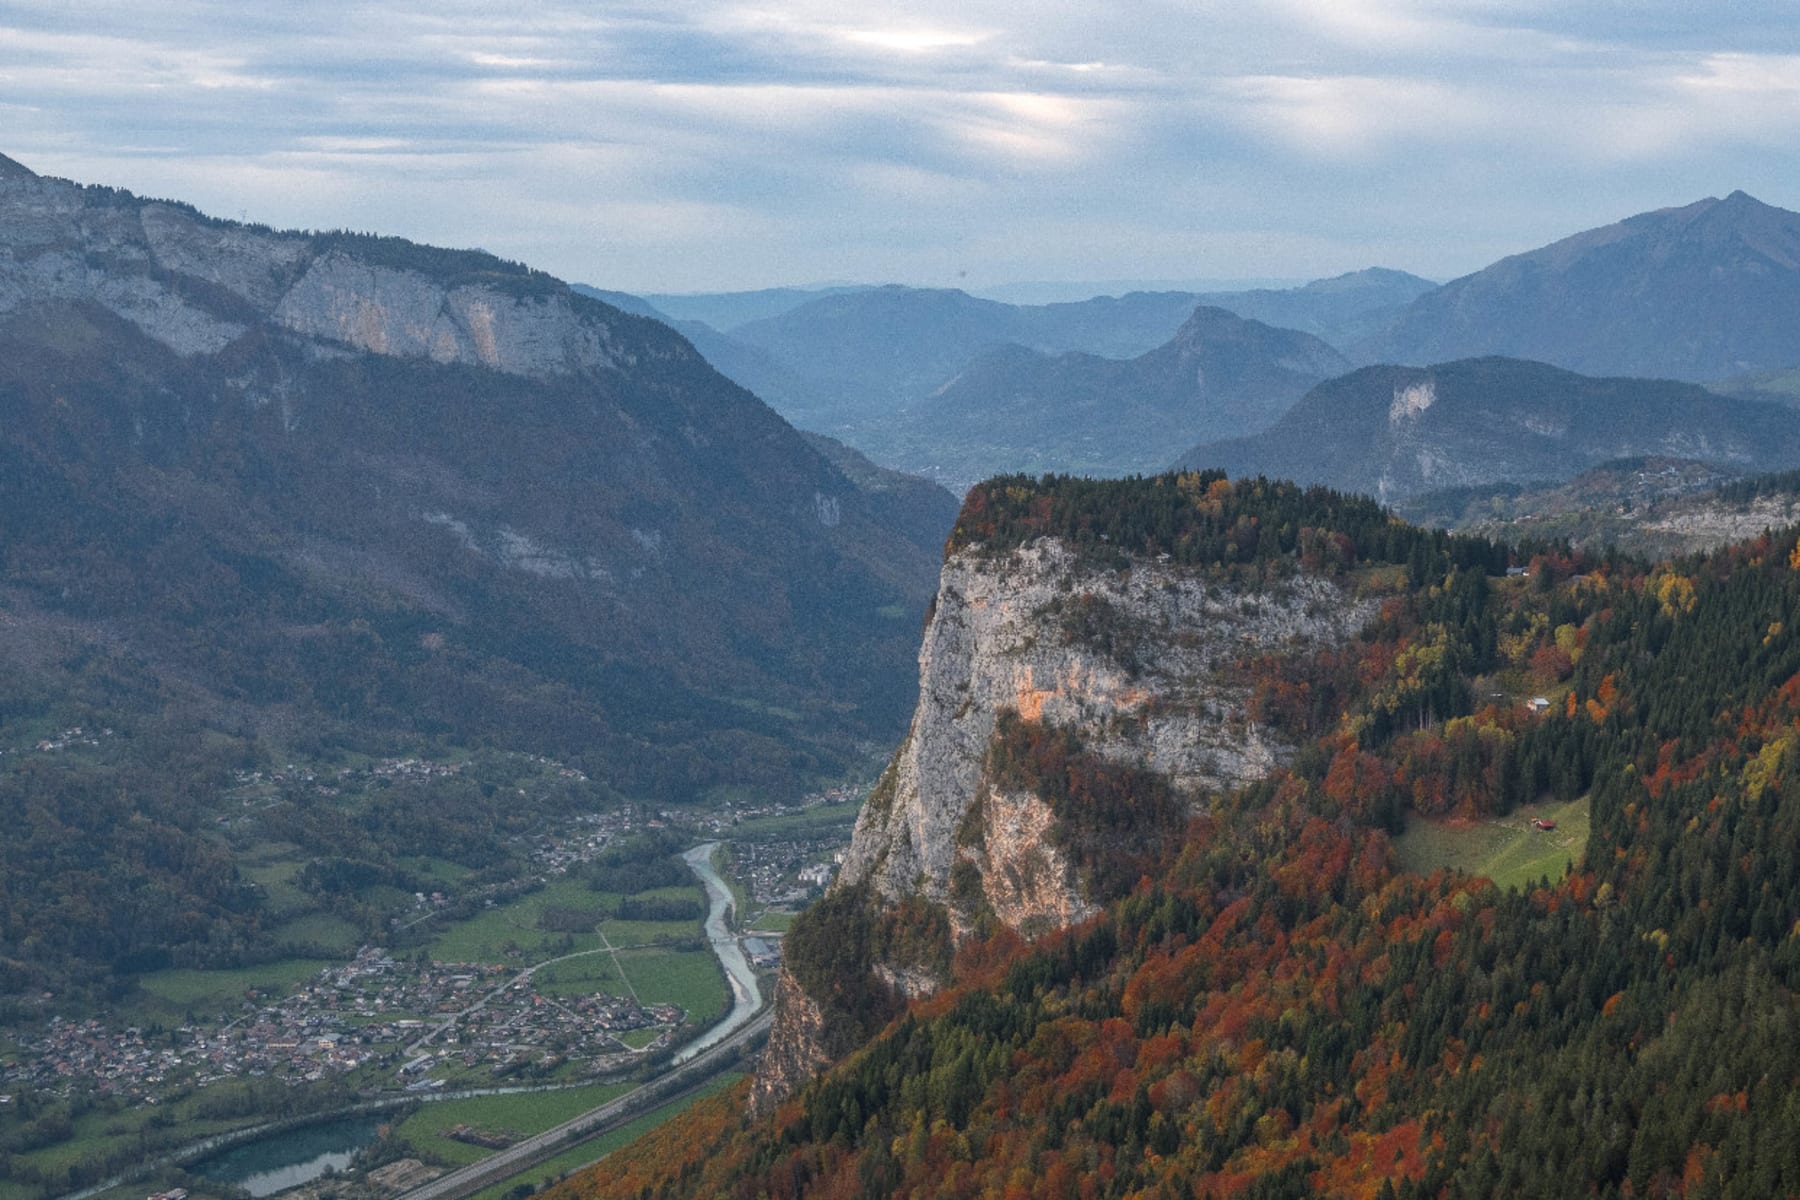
570 284 672 321
721 275 1426 435
568 284 879 441
1365 192 1800 380
727 286 1034 422
640 285 875 330
971 276 1305 304
1176 357 1800 503
1194 267 1437 349
890 306 1349 488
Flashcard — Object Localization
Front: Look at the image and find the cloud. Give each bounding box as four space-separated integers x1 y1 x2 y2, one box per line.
3 2 1798 289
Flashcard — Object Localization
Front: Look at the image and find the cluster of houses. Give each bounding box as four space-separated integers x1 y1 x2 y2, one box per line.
0 725 115 759
6 769 850 1113
2 946 684 1102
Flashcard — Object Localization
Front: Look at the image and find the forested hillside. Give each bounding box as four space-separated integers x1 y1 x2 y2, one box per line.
554 473 1800 1199
0 156 948 1009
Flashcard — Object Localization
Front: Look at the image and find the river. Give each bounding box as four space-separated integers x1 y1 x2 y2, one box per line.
675 841 763 1062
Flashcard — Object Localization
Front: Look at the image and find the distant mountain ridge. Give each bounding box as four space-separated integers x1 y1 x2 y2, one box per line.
889 305 1349 487
622 275 1412 485
1192 267 1436 348
1367 191 1800 381
1176 356 1800 502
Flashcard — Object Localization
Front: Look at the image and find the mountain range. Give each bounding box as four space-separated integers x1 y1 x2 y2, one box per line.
584 272 1426 484
597 193 1800 500
0 153 955 800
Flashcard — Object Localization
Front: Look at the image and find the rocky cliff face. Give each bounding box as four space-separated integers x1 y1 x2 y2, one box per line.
754 537 1378 1108
749 969 832 1117
843 540 1373 915
0 156 639 378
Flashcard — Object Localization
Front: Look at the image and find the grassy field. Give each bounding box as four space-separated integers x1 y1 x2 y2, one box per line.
270 912 362 954
615 1027 664 1050
466 1074 745 1200
128 957 333 1021
600 915 702 947
726 803 859 842
424 878 605 964
241 858 312 918
532 952 631 999
392 1082 635 1168
398 855 476 885
616 947 726 1019
1393 795 1591 890
9 1103 249 1188
744 909 796 933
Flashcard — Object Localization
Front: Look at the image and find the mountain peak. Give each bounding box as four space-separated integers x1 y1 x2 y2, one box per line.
1371 192 1800 380
0 152 37 181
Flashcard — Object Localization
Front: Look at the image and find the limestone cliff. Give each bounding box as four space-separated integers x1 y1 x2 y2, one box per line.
0 155 644 377
748 969 831 1117
755 536 1379 1109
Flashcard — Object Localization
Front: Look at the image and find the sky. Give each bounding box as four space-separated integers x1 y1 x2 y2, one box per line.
3 2 1799 294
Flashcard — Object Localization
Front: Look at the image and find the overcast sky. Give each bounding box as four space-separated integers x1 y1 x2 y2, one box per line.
4 2 1798 294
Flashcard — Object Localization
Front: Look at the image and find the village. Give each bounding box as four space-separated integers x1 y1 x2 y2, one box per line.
695 782 859 909
0 774 856 1110
3 948 683 1101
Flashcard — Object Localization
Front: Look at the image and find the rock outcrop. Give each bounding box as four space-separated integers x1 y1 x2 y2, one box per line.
754 537 1379 1108
748 969 832 1117
0 160 640 378
843 540 1372 914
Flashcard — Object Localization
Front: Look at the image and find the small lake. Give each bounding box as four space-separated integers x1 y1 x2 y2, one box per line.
189 1116 382 1197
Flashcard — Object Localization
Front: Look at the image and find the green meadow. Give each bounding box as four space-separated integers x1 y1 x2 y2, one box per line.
1393 795 1591 890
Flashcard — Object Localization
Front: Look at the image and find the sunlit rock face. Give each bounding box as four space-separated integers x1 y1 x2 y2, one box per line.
753 537 1378 1111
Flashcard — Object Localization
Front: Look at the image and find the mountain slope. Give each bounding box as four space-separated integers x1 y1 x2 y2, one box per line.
0 153 943 797
641 285 875 330
1176 357 1800 503
1368 192 1800 380
554 474 1800 1200
890 306 1349 487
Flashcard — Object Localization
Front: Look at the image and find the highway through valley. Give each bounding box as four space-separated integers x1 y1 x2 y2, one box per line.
395 842 770 1200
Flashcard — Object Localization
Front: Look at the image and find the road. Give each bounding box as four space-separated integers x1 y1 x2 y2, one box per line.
394 1008 770 1200
395 842 770 1200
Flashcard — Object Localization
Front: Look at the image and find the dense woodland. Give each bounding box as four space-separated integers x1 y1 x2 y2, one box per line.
554 473 1800 1199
